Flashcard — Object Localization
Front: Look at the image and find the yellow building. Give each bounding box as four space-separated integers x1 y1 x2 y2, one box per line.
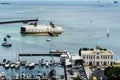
80 47 113 66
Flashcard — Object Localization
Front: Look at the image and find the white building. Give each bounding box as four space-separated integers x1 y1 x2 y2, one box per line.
80 48 113 66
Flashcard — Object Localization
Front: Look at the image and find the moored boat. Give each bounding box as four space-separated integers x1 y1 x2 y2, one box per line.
29 63 35 70
36 71 42 79
4 63 10 69
1 42 12 47
1 37 12 47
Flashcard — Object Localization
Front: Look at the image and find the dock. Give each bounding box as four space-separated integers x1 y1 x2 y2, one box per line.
19 53 61 57
0 18 38 24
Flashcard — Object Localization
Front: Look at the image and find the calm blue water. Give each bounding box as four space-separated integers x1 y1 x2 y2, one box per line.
0 0 120 78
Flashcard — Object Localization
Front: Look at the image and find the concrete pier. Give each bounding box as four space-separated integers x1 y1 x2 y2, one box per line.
19 53 61 57
0 18 38 24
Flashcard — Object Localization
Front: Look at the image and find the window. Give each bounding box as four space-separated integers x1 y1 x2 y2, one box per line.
83 56 85 59
111 56 113 59
97 52 99 55
96 56 99 59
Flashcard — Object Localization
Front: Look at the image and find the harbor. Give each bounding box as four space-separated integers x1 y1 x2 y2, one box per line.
0 0 120 80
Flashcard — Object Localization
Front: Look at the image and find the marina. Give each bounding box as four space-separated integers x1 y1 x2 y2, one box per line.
0 0 120 80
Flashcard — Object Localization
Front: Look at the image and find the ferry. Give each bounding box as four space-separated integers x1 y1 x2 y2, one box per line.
20 22 63 36
49 50 67 53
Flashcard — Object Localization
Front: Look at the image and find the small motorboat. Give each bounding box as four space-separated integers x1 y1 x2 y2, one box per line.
1 37 12 47
114 1 118 3
26 74 31 79
45 60 49 68
10 63 15 68
6 35 11 38
49 50 67 53
4 63 10 69
14 73 19 79
25 63 30 68
15 61 20 69
20 72 25 79
29 63 35 70
1 42 12 47
36 71 42 79
0 72 6 80
39 59 45 66
49 60 55 66
46 38 51 42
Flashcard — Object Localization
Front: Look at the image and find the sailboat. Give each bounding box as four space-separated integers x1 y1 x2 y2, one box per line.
106 28 110 37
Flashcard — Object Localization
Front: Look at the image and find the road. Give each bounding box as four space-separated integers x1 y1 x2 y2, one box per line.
90 68 106 80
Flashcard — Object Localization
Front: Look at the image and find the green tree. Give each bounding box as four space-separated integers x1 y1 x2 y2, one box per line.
104 66 120 80
73 75 82 80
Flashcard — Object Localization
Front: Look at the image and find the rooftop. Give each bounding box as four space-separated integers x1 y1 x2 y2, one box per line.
81 48 113 55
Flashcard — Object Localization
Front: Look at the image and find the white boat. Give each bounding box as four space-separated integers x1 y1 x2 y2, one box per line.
45 61 49 67
4 63 10 69
106 28 110 37
49 50 67 53
15 61 20 69
1 37 12 47
39 59 45 66
20 22 63 36
60 52 71 65
14 73 19 79
29 63 35 70
10 63 15 68
0 72 6 80
36 71 42 79
46 38 51 41
21 72 25 79
1 42 12 47
25 63 30 68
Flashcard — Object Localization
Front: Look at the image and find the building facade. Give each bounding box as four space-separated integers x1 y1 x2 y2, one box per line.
80 48 113 66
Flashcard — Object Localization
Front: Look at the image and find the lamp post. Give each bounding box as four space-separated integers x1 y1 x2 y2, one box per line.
63 59 67 80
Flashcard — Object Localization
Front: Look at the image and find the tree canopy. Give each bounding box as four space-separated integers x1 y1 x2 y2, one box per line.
104 66 120 80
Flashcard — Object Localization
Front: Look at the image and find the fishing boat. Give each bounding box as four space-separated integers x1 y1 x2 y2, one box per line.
20 22 63 36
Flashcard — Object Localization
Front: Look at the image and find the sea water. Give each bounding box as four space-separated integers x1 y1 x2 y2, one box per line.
0 0 120 78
